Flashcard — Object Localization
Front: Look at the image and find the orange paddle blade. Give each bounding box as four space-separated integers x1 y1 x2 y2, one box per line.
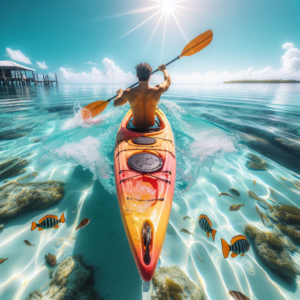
81 100 109 120
179 30 213 58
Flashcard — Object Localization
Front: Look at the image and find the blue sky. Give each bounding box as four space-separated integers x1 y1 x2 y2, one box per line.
1 0 300 82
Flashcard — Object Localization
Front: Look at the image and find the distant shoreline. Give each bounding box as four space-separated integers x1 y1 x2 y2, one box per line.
224 80 300 83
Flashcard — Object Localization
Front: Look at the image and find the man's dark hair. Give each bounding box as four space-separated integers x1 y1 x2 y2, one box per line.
135 63 152 81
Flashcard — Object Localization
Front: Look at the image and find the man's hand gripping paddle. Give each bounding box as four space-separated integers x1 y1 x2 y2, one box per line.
81 30 213 120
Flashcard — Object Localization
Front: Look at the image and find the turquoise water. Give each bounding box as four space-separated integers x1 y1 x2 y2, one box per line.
0 83 300 299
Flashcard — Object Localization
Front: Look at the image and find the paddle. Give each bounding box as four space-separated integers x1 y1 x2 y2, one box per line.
81 29 213 120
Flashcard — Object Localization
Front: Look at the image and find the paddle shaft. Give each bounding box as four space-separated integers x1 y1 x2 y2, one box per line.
107 56 180 102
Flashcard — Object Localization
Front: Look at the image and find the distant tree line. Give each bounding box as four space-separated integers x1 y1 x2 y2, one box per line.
224 79 300 83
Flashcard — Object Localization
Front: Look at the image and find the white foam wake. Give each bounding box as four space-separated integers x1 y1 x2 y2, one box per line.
50 136 111 180
61 103 105 131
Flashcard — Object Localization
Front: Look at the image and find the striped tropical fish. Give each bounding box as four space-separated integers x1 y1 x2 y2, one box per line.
31 213 65 231
221 235 250 258
198 214 217 241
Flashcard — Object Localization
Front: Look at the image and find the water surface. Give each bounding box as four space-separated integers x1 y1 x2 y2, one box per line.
0 83 299 300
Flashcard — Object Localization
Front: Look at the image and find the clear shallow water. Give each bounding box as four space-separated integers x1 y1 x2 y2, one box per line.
0 83 300 300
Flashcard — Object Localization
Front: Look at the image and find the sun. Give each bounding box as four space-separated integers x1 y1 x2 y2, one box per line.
98 0 193 58
160 1 176 14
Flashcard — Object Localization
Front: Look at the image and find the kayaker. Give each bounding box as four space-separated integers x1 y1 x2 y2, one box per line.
113 63 171 129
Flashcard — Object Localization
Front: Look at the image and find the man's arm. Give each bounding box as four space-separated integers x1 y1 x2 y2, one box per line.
156 64 171 93
113 89 129 107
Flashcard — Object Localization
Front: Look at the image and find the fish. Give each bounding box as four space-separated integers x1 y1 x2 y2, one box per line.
76 218 90 231
219 193 232 197
280 175 288 181
0 257 9 265
268 197 276 204
229 290 251 300
269 188 277 200
229 188 240 197
292 181 300 190
45 253 57 269
24 240 35 247
229 204 244 211
253 180 256 185
292 172 300 179
247 190 261 201
183 215 192 220
196 251 203 263
180 229 193 236
221 235 250 258
31 213 65 231
198 215 217 241
255 204 270 226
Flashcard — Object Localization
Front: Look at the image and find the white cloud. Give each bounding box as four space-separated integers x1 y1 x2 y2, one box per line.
59 57 136 83
85 60 97 65
5 47 31 64
36 61 48 69
58 43 300 83
282 43 294 51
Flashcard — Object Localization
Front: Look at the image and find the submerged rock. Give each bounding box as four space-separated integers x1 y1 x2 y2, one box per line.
244 225 298 283
269 205 300 246
0 157 31 180
272 205 300 227
151 265 204 300
0 181 65 221
26 255 100 300
0 123 35 141
45 253 57 269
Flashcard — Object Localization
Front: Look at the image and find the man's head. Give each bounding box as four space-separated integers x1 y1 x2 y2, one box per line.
135 63 152 82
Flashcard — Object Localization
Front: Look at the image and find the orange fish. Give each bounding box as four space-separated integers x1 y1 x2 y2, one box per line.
31 213 65 231
221 235 250 258
76 218 90 231
253 180 256 185
198 215 217 241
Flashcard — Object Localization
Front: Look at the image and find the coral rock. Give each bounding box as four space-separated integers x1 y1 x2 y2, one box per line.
272 205 300 227
0 181 65 222
244 225 298 283
151 265 204 300
26 255 100 300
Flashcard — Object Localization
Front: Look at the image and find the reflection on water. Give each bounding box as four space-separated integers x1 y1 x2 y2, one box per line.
0 83 300 300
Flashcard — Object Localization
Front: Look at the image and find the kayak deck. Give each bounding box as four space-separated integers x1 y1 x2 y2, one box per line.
114 108 176 281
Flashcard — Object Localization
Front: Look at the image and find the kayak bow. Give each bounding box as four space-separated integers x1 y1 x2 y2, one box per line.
114 107 176 281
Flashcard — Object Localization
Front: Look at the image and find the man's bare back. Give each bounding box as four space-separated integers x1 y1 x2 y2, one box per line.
114 64 171 128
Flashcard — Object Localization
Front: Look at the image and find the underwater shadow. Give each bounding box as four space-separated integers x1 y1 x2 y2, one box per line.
70 166 142 300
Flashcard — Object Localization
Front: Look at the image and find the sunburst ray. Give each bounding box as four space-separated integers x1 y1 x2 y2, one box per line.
142 12 165 56
171 12 188 42
112 8 163 44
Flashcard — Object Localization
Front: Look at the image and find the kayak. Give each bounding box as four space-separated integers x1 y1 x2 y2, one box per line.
114 107 176 281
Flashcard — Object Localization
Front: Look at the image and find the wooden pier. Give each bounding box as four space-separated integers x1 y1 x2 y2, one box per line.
0 60 58 87
35 73 58 86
